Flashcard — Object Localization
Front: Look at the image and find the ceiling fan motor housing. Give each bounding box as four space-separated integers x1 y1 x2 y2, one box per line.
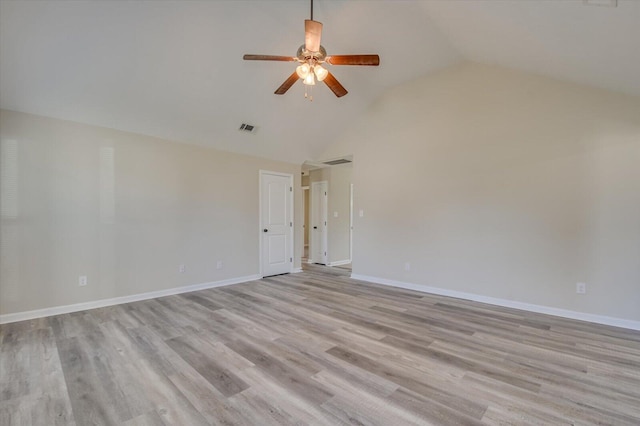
297 45 327 63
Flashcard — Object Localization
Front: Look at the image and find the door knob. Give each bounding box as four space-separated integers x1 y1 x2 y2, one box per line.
263 229 268 233
313 226 318 229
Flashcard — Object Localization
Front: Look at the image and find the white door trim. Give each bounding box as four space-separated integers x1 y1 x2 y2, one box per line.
259 170 294 277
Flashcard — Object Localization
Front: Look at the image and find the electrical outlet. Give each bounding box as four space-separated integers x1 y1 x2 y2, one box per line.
576 282 586 294
216 261 223 270
179 264 186 273
79 276 87 287
404 262 411 272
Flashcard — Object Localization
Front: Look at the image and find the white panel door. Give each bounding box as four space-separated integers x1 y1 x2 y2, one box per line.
311 181 328 265
261 172 292 277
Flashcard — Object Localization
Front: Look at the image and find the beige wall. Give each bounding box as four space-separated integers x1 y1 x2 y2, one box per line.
0 109 301 316
322 63 640 322
309 165 352 264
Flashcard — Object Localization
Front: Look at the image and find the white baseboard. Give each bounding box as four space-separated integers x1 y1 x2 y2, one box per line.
0 274 261 325
292 267 303 273
329 259 351 267
350 274 640 331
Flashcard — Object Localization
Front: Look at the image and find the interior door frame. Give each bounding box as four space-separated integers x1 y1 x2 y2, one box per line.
259 170 294 277
310 180 328 265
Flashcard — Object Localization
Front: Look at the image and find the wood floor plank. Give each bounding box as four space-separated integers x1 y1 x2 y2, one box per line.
1 263 639 425
165 335 249 397
124 356 210 426
167 368 251 426
225 337 334 406
56 334 135 424
121 410 165 426
387 387 485 426
325 345 488 420
233 366 343 425
313 369 429 426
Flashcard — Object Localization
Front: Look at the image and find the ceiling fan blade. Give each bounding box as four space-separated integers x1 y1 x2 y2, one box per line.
323 71 347 98
275 71 300 95
243 54 296 62
305 20 323 52
326 55 380 66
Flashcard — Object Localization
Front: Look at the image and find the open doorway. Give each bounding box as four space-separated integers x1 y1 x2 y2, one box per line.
302 170 310 263
311 180 328 265
302 157 353 270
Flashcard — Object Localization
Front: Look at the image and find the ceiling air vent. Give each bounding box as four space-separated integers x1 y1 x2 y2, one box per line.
323 158 352 166
238 123 257 133
583 0 617 7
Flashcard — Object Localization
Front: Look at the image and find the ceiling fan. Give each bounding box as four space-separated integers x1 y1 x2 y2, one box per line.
243 0 380 99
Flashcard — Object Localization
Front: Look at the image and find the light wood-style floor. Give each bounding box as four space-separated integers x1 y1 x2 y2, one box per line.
1 265 640 425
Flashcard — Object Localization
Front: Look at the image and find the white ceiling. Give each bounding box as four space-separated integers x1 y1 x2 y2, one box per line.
1 0 639 164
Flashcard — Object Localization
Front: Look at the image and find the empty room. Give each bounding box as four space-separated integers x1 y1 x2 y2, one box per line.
1 0 639 425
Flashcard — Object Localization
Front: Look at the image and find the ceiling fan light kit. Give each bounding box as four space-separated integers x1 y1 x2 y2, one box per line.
243 0 380 100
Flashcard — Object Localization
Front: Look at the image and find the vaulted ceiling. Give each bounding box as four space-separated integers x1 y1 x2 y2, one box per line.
1 0 639 164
